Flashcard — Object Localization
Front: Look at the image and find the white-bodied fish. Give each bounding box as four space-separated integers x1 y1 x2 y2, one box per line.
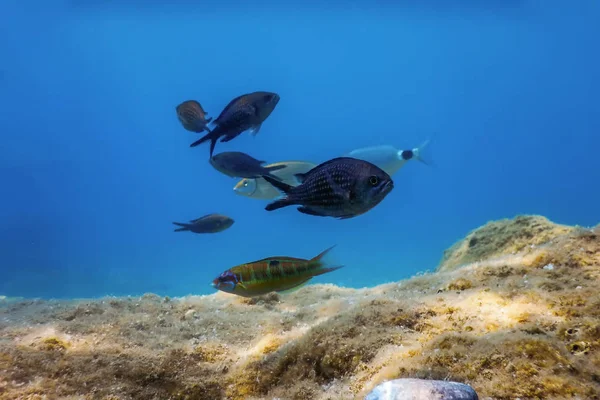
233 161 317 200
345 139 432 177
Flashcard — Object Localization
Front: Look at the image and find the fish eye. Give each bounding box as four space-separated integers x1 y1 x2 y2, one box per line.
369 176 379 186
243 181 249 187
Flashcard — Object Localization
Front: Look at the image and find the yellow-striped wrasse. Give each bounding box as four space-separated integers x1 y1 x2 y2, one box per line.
211 246 342 297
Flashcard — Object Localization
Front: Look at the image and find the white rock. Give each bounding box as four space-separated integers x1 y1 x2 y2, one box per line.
365 378 479 400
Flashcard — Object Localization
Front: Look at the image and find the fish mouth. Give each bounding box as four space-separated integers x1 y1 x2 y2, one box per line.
382 180 394 193
233 181 246 193
270 94 280 107
233 179 256 196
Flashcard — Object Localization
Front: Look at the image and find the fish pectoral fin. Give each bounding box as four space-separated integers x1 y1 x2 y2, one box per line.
276 278 312 294
297 206 329 217
324 172 350 201
249 124 262 136
237 282 248 289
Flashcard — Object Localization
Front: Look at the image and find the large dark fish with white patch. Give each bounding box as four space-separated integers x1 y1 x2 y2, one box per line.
189 91 280 157
176 100 213 133
209 151 287 181
261 157 394 219
211 246 342 297
172 213 234 234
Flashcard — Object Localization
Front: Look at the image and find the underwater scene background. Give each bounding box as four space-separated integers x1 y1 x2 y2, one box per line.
1 0 599 299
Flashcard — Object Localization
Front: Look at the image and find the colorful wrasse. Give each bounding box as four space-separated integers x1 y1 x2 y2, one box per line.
211 246 342 297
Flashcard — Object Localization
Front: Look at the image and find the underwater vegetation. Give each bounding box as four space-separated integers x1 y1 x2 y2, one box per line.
0 215 599 399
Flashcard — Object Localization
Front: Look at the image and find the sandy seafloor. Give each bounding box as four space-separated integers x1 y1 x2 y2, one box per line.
1 215 599 400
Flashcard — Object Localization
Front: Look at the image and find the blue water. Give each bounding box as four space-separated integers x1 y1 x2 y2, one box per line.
1 1 598 299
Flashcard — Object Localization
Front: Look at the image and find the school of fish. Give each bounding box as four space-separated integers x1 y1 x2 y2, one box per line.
173 92 432 297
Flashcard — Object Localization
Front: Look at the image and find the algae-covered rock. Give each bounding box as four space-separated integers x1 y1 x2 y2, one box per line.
437 215 574 272
0 215 598 400
365 378 478 400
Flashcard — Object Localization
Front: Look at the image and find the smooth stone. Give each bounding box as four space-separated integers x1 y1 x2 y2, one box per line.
365 378 479 400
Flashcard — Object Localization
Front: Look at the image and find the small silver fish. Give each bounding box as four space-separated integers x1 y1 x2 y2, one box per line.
233 161 317 200
346 138 432 176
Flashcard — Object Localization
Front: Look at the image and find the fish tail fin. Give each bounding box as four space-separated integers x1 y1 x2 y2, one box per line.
262 174 294 194
313 265 344 277
413 135 435 166
208 137 218 158
172 222 190 232
265 164 288 172
264 172 284 182
263 175 296 211
310 245 344 276
260 161 287 182
310 245 337 263
189 131 212 148
265 198 294 211
261 164 287 181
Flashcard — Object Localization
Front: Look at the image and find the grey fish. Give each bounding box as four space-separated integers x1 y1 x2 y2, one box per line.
172 214 234 234
176 100 213 133
189 91 280 157
365 378 479 400
346 138 432 177
209 151 287 180
233 161 318 200
262 157 394 219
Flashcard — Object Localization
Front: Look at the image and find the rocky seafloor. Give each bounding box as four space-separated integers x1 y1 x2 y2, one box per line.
1 215 599 400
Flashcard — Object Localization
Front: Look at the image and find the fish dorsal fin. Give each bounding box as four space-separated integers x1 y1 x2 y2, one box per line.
292 160 326 182
262 175 294 194
215 94 247 120
308 157 356 173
